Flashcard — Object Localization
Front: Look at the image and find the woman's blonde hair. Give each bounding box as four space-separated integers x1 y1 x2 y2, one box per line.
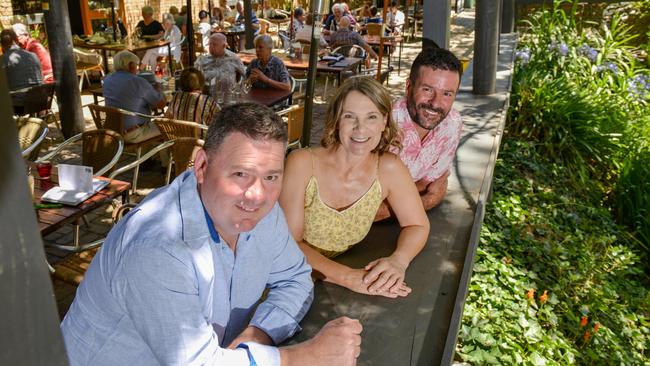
321 77 400 154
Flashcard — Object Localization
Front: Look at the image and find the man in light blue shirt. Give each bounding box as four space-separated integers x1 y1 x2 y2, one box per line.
61 103 362 365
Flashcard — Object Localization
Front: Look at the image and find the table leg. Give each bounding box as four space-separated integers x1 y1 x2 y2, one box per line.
398 39 403 75
102 49 109 73
167 44 174 75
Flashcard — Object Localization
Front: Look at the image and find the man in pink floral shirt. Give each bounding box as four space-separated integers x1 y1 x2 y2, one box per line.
377 47 463 220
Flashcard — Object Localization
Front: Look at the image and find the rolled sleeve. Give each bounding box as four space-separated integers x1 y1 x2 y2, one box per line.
114 245 254 365
250 208 313 344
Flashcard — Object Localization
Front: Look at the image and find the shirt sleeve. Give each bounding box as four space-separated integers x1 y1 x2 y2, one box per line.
249 207 314 344
274 58 290 84
114 244 268 365
137 78 163 108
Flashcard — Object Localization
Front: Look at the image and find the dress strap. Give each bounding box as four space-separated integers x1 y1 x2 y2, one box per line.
308 147 315 175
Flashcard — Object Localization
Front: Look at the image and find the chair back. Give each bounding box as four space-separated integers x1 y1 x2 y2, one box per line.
82 129 124 176
366 23 382 36
153 118 207 141
333 44 367 59
23 83 56 116
258 18 271 35
16 117 48 160
276 104 304 150
170 137 204 178
88 104 129 134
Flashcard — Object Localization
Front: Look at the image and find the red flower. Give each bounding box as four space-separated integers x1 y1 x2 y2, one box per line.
539 290 548 304
527 289 535 299
580 316 588 327
593 322 600 332
583 330 591 342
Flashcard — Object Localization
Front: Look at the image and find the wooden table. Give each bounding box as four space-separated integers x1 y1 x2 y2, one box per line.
363 35 404 73
73 39 173 74
238 87 293 107
238 51 364 85
35 174 130 251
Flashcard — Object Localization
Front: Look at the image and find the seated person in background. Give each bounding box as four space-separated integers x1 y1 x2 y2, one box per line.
279 77 430 298
177 5 188 35
257 0 277 19
234 0 260 49
12 23 53 83
375 48 463 221
366 6 383 24
359 4 372 22
295 13 329 49
197 10 212 51
218 0 236 22
136 6 164 39
141 13 183 71
103 50 166 143
386 0 405 34
166 68 219 125
195 33 246 89
1 29 42 110
61 102 363 366
246 34 291 92
322 3 345 35
330 16 378 60
290 7 305 36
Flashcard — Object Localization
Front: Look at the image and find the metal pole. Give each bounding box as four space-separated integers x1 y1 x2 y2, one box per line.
301 0 328 147
473 0 501 95
111 1 117 41
187 0 194 66
501 0 515 33
44 0 84 138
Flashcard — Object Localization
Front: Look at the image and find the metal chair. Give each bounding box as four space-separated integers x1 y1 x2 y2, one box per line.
37 129 124 177
276 104 304 151
166 137 204 181
88 103 164 193
74 48 104 91
50 201 135 285
16 82 59 130
16 116 49 161
36 130 124 253
109 140 175 196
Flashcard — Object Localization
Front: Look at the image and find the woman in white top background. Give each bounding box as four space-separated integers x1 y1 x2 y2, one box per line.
141 13 183 71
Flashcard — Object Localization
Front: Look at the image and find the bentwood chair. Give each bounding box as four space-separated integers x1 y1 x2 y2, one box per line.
36 129 124 253
276 104 304 151
88 103 164 193
16 116 49 161
366 23 383 37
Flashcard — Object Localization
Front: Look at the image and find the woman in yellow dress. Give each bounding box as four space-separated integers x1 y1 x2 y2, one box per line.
280 77 430 298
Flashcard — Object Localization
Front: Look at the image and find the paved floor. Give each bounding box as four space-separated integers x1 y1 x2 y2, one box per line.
42 11 477 319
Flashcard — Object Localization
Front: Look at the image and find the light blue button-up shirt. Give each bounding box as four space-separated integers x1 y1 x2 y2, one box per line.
61 171 314 365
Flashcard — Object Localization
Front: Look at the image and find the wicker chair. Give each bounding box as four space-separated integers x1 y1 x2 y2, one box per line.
366 23 383 36
88 104 164 193
276 104 304 151
16 117 49 161
74 48 104 91
167 137 204 182
152 118 208 182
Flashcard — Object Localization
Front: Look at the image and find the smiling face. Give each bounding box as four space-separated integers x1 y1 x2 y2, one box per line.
406 66 459 138
209 34 227 57
337 90 388 156
194 132 285 246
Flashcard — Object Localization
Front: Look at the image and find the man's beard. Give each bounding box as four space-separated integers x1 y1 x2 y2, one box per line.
406 92 449 131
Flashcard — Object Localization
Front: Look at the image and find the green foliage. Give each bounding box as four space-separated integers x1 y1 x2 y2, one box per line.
457 139 650 365
458 2 650 364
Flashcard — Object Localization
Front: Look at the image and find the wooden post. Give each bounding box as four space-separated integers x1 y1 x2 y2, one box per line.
423 0 450 49
187 0 195 66
44 0 85 139
244 0 254 50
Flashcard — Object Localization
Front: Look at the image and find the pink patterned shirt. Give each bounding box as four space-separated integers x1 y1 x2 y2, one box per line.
390 97 463 182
